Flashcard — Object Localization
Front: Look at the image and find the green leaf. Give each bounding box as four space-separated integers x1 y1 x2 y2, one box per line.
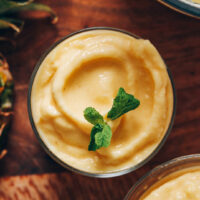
0 0 33 15
16 3 58 23
0 17 24 32
0 1 57 24
88 123 112 151
88 124 102 151
84 87 140 151
95 123 112 148
107 87 140 120
84 107 104 126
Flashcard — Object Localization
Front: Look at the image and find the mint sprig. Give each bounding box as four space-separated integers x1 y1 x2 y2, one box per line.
84 87 140 151
88 123 112 151
84 107 112 151
84 107 104 125
107 88 140 120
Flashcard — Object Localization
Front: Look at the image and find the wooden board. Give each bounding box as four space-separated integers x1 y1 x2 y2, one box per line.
0 172 79 200
0 0 200 199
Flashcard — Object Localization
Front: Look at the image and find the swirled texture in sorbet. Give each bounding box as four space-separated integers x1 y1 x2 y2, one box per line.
142 169 200 200
31 30 173 173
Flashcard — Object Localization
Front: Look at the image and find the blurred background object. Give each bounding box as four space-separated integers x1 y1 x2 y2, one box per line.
158 0 200 19
0 0 57 159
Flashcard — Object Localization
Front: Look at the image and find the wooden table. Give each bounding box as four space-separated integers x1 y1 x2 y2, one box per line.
0 0 200 199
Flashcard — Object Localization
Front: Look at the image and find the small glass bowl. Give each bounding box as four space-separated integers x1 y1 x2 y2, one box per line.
124 154 200 199
158 0 200 19
27 27 176 178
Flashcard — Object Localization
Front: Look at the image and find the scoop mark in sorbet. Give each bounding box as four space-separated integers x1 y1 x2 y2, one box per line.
84 87 140 151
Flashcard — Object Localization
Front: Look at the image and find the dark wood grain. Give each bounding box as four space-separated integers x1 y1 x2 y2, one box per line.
0 0 200 199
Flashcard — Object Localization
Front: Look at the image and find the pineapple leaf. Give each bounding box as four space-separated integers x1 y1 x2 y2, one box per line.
0 17 24 32
10 2 58 23
0 0 33 15
0 0 57 24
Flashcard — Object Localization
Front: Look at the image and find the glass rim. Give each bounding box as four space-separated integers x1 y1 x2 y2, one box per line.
27 27 176 178
158 0 200 19
124 154 200 199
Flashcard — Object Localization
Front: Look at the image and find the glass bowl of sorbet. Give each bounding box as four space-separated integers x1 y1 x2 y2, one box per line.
125 154 200 199
28 27 176 177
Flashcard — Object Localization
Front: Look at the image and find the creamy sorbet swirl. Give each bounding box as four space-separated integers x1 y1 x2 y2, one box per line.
141 168 200 200
31 30 173 173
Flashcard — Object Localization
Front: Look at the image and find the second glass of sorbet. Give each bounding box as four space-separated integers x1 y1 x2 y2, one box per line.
28 27 176 177
125 154 200 200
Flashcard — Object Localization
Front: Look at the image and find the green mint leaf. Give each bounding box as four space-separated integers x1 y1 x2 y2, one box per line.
88 123 112 151
88 124 102 151
84 87 140 151
84 107 104 125
107 87 140 120
95 123 112 148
